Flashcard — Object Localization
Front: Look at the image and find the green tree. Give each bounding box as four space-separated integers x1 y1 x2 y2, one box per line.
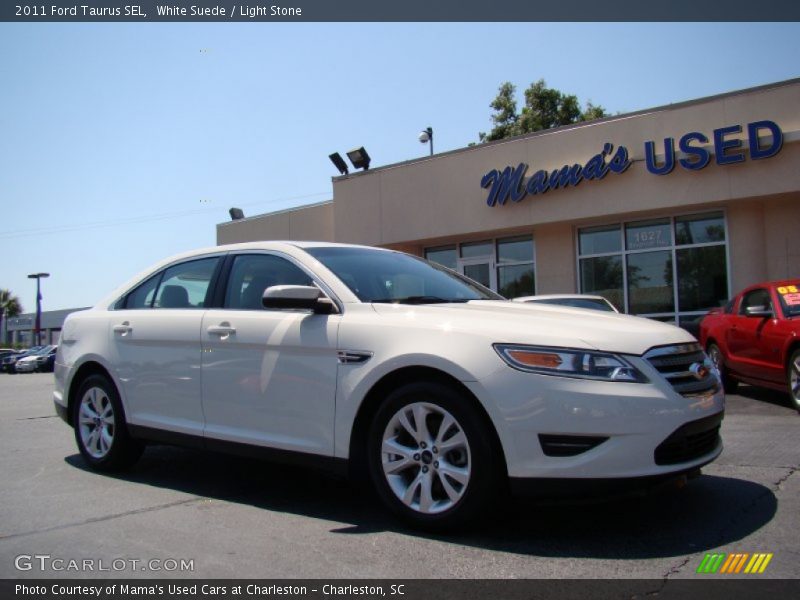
0 289 24 346
479 79 607 142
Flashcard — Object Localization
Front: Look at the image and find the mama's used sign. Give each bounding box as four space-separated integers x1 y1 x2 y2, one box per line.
481 120 783 207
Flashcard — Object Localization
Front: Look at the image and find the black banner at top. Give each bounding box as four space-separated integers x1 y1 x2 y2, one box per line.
2 0 800 22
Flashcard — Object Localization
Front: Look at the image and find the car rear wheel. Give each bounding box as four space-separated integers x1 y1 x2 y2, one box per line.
788 349 800 413
367 381 499 530
73 374 143 471
708 343 738 394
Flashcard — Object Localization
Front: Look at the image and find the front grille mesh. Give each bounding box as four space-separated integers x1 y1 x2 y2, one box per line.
654 413 723 465
644 343 719 397
538 434 608 457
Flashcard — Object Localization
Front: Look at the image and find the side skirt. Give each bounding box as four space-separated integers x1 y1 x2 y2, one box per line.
127 425 349 478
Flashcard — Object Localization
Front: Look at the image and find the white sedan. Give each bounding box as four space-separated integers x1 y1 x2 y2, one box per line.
514 294 619 312
54 242 724 528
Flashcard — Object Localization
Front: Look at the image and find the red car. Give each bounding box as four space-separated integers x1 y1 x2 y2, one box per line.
700 280 800 412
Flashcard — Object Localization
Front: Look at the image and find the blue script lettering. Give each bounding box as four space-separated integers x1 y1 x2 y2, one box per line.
482 144 629 207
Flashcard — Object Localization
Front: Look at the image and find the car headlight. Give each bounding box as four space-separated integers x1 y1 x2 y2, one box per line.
494 344 649 383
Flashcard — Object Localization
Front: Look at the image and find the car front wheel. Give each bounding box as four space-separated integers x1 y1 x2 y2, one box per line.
708 343 738 394
367 381 499 530
73 374 143 471
788 349 800 413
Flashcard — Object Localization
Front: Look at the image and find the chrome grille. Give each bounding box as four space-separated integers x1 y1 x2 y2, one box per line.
644 342 719 397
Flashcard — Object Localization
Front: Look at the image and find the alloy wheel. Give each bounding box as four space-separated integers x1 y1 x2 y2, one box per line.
381 402 471 514
78 386 115 459
709 345 722 372
790 353 800 406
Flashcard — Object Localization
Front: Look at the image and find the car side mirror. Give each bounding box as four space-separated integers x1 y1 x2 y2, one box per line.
745 305 773 318
262 285 336 314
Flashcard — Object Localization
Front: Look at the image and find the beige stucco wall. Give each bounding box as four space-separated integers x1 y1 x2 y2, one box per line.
764 194 800 281
726 193 800 291
533 223 576 294
727 201 767 292
216 201 334 245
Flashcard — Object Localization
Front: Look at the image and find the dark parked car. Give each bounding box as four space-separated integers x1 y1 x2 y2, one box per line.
0 349 21 362
1 346 44 374
16 345 58 373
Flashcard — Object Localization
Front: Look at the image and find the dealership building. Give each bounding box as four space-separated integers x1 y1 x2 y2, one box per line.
217 79 800 328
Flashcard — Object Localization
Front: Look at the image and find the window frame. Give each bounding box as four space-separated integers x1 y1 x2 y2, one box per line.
114 253 227 311
424 235 536 297
576 210 731 323
216 250 344 314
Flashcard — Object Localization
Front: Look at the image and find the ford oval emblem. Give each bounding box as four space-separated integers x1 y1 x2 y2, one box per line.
690 362 710 380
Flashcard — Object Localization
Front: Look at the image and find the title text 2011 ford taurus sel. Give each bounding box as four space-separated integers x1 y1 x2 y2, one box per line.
54 242 724 528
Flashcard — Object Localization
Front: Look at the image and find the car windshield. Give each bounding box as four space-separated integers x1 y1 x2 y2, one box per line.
528 297 615 312
305 246 504 304
776 283 800 318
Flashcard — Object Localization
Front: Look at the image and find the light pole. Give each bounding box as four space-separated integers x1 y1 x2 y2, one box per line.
27 272 49 346
419 126 433 156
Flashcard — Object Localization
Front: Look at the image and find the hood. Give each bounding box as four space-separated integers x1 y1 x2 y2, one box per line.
370 300 694 356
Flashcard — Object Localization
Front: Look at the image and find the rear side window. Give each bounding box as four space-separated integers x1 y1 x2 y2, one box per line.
224 254 313 310
153 257 220 309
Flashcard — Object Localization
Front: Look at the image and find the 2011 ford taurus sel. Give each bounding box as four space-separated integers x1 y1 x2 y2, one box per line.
54 242 724 528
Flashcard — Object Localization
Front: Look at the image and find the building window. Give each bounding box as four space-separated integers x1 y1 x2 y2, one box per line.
496 236 534 298
424 245 457 270
578 211 728 322
425 235 535 298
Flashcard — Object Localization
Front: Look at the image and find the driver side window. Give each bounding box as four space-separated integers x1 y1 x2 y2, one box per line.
739 288 771 315
225 254 313 310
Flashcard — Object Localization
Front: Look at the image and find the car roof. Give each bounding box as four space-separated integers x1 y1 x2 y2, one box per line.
740 279 800 292
92 241 401 310
196 240 394 255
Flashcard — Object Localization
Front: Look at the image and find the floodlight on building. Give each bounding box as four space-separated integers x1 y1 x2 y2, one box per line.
329 152 349 175
346 147 371 171
229 208 245 221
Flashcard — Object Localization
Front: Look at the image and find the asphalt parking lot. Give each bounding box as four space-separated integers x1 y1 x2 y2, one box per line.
0 373 797 580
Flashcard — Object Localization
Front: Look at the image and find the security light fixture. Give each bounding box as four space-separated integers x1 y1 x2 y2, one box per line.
329 152 349 175
229 208 245 221
419 127 433 156
346 147 371 171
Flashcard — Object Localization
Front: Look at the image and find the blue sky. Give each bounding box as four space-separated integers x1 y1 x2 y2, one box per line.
1 22 799 312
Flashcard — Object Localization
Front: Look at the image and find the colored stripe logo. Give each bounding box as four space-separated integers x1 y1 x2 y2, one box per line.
697 553 773 574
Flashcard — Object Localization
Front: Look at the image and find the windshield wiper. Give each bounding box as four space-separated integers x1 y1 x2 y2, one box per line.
372 296 470 304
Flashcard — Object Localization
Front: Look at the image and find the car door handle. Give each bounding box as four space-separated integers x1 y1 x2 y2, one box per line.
113 322 132 335
207 324 236 336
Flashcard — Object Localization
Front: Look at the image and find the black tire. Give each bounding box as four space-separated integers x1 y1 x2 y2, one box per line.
788 349 800 413
366 381 500 530
73 374 143 471
708 343 739 394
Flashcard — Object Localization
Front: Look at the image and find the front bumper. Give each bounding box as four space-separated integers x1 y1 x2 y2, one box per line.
510 465 706 501
15 361 37 373
54 398 70 425
467 355 725 480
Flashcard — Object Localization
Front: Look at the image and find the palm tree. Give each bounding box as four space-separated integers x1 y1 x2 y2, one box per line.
0 289 24 346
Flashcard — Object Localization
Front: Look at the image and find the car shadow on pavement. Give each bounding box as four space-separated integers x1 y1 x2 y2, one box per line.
732 385 795 412
65 445 776 560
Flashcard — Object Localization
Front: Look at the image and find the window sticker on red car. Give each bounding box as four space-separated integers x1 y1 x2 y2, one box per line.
777 285 798 294
782 292 800 306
